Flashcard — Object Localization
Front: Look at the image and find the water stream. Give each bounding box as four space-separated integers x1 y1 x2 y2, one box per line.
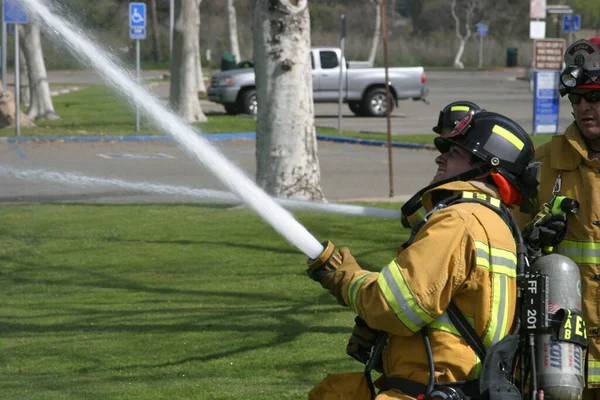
0 166 402 219
21 0 325 258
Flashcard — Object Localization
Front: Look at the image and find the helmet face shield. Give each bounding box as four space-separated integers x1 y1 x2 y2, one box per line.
432 101 480 134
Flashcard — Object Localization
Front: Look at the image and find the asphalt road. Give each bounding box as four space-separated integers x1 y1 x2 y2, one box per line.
0 140 436 203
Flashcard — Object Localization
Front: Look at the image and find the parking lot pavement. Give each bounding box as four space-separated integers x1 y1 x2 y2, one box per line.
0 139 437 204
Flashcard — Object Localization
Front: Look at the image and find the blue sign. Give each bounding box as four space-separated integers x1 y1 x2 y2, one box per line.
476 23 488 37
129 3 146 28
4 0 28 24
563 15 581 33
130 27 146 40
533 71 560 135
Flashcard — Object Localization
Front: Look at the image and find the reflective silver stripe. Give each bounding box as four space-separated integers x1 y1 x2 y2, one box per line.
475 242 511 348
588 360 600 383
377 261 434 332
557 240 600 264
480 273 509 348
475 241 516 277
589 368 600 383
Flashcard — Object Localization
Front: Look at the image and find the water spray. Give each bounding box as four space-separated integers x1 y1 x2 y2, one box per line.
18 0 387 259
0 166 402 219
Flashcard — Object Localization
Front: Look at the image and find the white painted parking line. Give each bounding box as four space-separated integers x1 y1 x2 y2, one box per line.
97 153 175 159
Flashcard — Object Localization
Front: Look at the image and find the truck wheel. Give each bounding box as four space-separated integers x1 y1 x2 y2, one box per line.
239 89 258 116
224 104 239 115
363 88 394 117
348 101 364 116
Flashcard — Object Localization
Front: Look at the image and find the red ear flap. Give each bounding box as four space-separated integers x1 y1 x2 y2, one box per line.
491 171 524 206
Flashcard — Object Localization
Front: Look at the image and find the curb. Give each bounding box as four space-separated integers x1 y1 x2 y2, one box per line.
316 134 435 150
0 132 436 150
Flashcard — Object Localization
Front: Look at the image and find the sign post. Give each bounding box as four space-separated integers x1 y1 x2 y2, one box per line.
532 39 565 135
337 14 345 135
476 23 488 68
4 0 27 137
129 2 146 132
562 14 581 45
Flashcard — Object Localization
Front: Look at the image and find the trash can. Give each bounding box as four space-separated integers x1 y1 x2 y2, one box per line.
221 53 237 71
506 47 518 67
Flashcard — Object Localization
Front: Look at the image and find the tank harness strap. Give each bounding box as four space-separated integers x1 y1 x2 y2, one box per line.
447 302 487 362
364 330 389 399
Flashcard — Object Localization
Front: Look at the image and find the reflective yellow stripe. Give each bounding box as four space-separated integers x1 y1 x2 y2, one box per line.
557 240 600 264
588 360 600 383
451 105 470 112
474 241 517 278
492 125 524 150
461 192 501 209
484 273 510 347
347 273 373 314
377 260 434 332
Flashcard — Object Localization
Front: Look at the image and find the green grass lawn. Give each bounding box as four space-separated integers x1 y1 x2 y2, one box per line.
3 85 554 148
0 203 406 399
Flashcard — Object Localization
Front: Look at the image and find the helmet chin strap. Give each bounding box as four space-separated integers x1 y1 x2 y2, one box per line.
401 164 491 218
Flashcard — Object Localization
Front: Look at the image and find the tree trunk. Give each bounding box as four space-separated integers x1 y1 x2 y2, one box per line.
149 0 162 63
253 0 325 201
196 0 206 94
19 18 58 120
450 0 473 69
228 0 242 63
169 0 207 123
368 1 382 67
453 39 467 69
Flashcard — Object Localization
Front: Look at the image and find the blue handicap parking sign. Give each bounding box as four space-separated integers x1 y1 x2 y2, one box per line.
129 3 146 28
4 0 28 24
563 15 581 33
476 23 488 37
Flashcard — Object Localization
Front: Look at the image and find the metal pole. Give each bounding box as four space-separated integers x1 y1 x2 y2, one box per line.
381 1 393 198
569 31 573 46
1 0 6 89
136 39 140 132
14 24 19 137
478 35 483 69
169 0 174 65
337 14 345 135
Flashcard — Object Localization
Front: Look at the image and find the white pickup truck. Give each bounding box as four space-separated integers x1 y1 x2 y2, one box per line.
207 46 428 117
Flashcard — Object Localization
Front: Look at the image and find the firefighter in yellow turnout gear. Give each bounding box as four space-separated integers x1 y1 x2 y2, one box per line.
307 111 538 399
520 37 600 397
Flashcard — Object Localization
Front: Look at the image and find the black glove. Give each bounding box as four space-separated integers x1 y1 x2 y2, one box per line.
346 316 383 372
523 213 568 255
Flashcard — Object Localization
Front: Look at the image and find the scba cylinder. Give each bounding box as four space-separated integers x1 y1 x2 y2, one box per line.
532 254 584 400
